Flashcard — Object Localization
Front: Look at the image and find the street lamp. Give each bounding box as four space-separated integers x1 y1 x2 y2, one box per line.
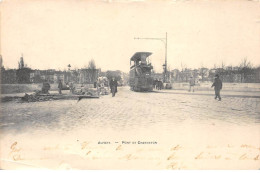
134 32 168 83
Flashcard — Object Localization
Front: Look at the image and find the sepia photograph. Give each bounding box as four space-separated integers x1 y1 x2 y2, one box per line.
0 0 260 170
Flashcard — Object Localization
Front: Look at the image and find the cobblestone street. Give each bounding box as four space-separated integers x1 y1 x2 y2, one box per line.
0 87 260 169
1 87 259 133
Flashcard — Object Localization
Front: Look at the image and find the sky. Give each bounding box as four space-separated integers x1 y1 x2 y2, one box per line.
0 0 260 73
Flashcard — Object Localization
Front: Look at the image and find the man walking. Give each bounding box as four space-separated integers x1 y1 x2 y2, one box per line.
110 77 118 97
211 74 222 101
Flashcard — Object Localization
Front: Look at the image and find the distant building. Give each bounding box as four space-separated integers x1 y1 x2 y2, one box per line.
1 69 17 84
38 69 55 83
54 71 66 83
30 70 41 83
79 68 99 84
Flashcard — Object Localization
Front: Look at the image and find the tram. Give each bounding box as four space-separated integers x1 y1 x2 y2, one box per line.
129 52 154 92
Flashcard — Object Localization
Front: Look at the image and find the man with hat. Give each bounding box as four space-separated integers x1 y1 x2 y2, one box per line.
211 74 222 101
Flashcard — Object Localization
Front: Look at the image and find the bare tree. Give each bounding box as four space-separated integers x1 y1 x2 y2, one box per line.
88 59 96 69
18 55 24 69
86 59 98 83
221 61 226 69
181 62 186 72
239 57 252 83
240 57 251 68
200 66 208 82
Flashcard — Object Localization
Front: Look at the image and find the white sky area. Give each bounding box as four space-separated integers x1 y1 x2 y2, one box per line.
1 0 260 73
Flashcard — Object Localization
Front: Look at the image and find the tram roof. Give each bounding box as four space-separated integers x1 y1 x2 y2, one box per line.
130 52 152 61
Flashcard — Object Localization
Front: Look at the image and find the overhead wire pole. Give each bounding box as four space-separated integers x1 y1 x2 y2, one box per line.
134 32 168 83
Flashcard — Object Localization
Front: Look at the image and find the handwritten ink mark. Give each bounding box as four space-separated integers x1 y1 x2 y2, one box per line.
116 145 122 151
195 152 204 159
86 151 91 155
10 142 17 149
239 153 248 160
167 153 177 160
81 142 89 150
10 142 22 161
170 145 181 151
13 154 22 161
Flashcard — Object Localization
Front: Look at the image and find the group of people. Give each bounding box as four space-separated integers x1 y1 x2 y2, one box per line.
153 79 163 90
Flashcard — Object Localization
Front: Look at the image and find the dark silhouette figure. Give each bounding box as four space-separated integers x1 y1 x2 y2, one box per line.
211 74 222 101
110 77 118 97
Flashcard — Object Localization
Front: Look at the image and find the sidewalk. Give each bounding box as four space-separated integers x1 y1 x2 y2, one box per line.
157 89 260 98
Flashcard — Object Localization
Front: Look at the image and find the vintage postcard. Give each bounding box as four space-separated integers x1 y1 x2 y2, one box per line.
0 0 259 170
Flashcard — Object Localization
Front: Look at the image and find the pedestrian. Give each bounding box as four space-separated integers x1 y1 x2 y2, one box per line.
58 79 63 94
42 80 50 94
155 79 159 90
189 76 195 92
211 74 222 101
69 82 74 94
110 77 118 97
158 80 163 90
153 79 158 89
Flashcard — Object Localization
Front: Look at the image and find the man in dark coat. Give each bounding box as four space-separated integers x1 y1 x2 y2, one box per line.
211 74 222 101
110 77 118 97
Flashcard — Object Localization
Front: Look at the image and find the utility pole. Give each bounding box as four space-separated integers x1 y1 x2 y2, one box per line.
134 32 168 83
